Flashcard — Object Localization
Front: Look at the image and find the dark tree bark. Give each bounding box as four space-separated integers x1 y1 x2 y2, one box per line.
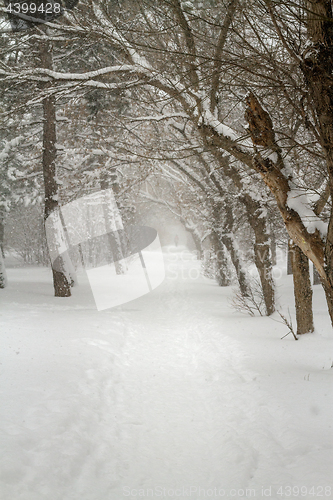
40 37 71 297
290 240 314 334
252 226 275 315
242 196 275 315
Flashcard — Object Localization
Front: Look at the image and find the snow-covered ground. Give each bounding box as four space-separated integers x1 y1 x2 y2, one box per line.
0 249 332 500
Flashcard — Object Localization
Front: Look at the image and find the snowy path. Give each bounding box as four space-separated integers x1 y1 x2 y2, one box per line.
0 253 332 500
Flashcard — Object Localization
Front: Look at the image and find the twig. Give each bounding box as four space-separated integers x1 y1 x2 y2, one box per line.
278 310 298 341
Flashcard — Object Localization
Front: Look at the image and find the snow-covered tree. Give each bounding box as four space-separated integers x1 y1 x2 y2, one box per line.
1 0 332 329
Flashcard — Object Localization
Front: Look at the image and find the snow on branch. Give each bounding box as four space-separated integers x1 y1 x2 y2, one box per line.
0 65 138 82
201 98 252 149
129 113 189 123
0 135 24 162
287 186 328 238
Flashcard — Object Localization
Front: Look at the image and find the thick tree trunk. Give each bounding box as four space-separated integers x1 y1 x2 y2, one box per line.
306 1 332 46
40 38 71 297
242 196 275 315
290 240 314 334
253 240 275 315
324 204 333 310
